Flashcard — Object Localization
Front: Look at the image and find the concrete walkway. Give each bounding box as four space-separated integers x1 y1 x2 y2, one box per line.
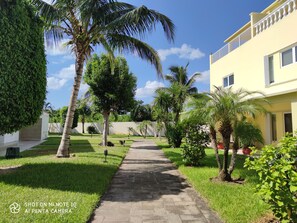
90 140 222 223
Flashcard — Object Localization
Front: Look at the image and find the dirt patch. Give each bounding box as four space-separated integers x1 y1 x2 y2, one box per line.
253 212 279 223
0 165 22 175
210 177 245 185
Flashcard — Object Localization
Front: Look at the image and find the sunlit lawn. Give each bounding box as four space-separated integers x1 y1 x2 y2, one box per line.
0 134 132 223
156 140 270 223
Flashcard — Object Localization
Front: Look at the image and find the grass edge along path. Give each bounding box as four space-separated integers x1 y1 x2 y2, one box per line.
0 134 131 223
155 140 271 223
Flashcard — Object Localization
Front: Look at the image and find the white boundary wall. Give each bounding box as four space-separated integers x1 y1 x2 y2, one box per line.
48 122 165 136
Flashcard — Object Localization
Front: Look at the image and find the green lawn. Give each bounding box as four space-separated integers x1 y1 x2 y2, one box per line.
0 134 131 223
156 140 270 223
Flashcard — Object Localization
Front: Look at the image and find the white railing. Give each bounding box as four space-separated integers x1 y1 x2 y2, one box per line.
254 0 297 35
211 27 251 64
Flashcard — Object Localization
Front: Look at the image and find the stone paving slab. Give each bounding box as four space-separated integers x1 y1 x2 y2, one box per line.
89 140 222 223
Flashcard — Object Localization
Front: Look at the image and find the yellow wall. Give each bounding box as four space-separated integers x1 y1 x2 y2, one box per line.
210 9 297 96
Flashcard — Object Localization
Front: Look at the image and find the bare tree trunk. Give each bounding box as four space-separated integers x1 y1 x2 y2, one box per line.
209 126 222 171
82 120 85 134
56 53 85 157
228 136 239 175
102 111 110 146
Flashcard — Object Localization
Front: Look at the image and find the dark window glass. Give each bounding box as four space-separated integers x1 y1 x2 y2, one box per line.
284 113 292 133
223 77 228 87
271 114 277 141
229 74 234 85
268 56 274 83
282 48 293 66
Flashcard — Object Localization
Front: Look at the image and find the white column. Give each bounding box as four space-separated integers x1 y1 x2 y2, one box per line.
265 114 272 144
291 101 297 135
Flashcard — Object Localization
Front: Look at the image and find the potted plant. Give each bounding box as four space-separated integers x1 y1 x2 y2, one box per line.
235 121 264 155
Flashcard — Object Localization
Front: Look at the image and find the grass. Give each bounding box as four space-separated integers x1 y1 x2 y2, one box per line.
156 140 270 223
0 134 132 223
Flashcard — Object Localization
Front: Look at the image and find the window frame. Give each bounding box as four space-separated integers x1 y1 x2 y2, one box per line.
281 46 296 67
223 74 234 88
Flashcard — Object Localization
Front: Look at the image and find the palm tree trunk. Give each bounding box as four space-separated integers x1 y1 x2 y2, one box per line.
209 126 222 171
56 53 85 157
228 135 239 175
102 111 110 146
82 121 85 134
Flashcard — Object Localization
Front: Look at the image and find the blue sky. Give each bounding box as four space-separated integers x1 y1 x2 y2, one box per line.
46 0 275 109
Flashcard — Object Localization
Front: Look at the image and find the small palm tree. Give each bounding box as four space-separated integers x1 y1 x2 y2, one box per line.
187 86 267 181
32 0 175 157
77 99 91 133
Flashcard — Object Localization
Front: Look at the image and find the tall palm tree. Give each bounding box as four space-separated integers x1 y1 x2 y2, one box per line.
32 0 175 157
164 63 200 123
187 86 267 181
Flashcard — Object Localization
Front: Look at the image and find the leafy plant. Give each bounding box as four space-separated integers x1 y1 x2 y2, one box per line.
182 124 209 166
137 120 151 138
166 123 184 148
87 126 97 137
235 121 264 148
0 0 46 134
245 134 297 222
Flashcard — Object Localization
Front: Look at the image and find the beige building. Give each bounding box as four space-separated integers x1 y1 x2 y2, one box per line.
210 0 297 144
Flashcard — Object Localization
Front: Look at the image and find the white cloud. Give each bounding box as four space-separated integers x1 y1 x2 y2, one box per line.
45 39 72 56
196 70 210 84
47 64 75 90
47 77 67 90
136 81 165 99
157 44 205 61
79 83 89 95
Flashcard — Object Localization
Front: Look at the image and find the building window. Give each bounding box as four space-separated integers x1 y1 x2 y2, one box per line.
268 56 274 83
271 114 277 141
295 46 297 62
223 74 234 87
284 113 292 133
282 48 293 66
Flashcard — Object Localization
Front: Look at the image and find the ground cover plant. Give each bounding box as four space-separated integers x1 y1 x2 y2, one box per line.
156 140 270 223
0 134 131 223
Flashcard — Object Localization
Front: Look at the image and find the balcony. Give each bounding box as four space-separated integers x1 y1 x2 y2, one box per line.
254 0 297 36
211 27 251 64
211 0 297 64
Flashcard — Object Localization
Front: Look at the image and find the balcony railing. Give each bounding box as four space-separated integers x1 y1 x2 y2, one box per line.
254 0 297 36
211 27 251 64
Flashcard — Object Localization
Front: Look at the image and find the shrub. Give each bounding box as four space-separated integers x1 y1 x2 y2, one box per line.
182 124 209 166
0 0 46 134
87 126 97 135
245 134 297 223
166 123 184 148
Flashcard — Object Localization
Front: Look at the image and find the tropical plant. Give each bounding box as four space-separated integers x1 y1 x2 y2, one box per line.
131 103 153 122
0 0 46 135
153 63 200 147
137 120 152 138
182 122 209 166
60 106 79 129
87 125 97 137
32 0 175 157
245 134 297 222
84 54 137 146
77 99 91 133
186 86 267 181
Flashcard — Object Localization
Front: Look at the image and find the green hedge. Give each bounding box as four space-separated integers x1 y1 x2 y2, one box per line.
0 0 46 134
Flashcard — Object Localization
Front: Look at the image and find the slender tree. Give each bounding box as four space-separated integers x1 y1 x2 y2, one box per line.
186 86 267 181
32 0 175 157
77 99 91 133
84 54 137 146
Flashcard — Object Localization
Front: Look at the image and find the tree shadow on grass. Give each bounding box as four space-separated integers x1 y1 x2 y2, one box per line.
0 163 117 194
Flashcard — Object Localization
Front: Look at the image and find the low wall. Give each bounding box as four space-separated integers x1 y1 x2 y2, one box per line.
48 122 165 136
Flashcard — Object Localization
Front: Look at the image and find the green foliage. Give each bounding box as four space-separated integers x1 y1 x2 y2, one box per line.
137 120 152 138
166 123 184 148
0 0 46 134
60 106 79 129
245 134 297 222
131 103 153 122
87 126 97 134
182 123 209 166
84 54 137 115
235 121 264 147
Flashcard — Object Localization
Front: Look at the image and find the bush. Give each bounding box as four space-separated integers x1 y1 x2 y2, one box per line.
87 126 97 134
245 134 297 222
0 0 46 134
182 124 209 166
166 123 184 148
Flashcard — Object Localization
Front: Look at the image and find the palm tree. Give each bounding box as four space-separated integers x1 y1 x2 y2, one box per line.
32 0 175 157
77 99 91 133
187 86 267 181
164 63 200 123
